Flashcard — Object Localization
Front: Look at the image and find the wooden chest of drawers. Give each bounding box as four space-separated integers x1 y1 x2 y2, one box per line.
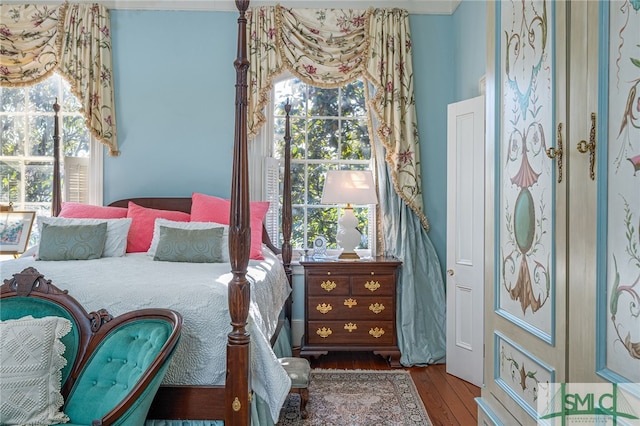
299 258 402 367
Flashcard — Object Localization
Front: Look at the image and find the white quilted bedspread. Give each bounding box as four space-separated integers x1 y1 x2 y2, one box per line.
0 248 292 423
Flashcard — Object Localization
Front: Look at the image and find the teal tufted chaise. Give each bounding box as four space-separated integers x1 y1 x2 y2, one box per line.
1 267 183 426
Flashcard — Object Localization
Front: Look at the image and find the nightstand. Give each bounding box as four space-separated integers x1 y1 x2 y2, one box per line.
299 257 402 367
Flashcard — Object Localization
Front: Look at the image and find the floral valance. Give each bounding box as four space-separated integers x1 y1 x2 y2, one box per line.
247 6 428 230
0 2 119 156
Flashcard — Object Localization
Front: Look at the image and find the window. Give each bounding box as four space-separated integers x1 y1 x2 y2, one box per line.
270 77 374 253
1 73 102 235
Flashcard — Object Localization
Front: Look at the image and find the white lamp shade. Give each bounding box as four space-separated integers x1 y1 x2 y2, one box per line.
321 170 378 205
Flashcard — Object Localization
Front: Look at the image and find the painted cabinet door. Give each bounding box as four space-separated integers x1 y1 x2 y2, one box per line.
479 1 640 424
481 1 568 422
588 1 640 387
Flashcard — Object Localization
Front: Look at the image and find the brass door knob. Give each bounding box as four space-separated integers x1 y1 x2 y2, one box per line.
447 269 454 276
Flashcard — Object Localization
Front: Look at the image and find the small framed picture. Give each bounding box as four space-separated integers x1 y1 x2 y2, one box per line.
0 211 36 255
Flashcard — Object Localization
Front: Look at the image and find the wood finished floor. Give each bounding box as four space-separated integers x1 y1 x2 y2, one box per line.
306 351 480 426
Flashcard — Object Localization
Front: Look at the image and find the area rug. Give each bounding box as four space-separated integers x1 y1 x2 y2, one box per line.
276 369 432 426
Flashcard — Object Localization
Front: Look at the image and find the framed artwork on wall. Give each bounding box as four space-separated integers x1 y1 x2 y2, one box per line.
0 211 35 255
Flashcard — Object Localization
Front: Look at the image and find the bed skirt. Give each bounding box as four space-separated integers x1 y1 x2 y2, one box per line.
144 321 293 426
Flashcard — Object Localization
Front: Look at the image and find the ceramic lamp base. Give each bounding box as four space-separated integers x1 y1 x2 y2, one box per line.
336 207 361 259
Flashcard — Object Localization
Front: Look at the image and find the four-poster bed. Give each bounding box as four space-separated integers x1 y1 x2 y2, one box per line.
2 0 294 424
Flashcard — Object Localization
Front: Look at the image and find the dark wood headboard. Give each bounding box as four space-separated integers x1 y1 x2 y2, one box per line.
107 197 280 255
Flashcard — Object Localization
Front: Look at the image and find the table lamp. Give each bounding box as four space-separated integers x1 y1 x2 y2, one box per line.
321 170 377 259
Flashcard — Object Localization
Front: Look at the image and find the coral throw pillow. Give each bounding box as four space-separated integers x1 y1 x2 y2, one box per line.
190 193 269 260
126 202 190 253
59 202 127 219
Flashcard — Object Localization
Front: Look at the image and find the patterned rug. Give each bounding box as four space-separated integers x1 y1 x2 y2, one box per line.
276 369 432 426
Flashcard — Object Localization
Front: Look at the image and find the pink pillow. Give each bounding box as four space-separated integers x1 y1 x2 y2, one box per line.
190 193 269 260
126 202 190 252
59 202 127 219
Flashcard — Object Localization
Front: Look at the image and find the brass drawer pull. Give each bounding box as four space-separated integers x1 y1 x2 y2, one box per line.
321 280 337 292
369 303 385 314
364 280 381 292
344 298 357 308
369 327 385 338
316 303 333 314
316 327 332 338
344 323 357 332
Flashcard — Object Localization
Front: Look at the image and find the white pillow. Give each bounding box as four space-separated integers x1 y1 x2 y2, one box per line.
148 219 229 262
38 217 132 257
0 316 72 425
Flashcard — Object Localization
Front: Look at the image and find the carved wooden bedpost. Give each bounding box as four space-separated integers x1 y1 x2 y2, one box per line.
226 0 251 425
52 99 61 217
282 102 293 314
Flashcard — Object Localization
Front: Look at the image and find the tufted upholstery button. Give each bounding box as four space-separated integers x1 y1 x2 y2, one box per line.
107 357 112 362
112 381 117 385
123 359 127 364
92 380 97 385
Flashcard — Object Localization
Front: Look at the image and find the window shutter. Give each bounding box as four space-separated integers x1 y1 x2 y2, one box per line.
63 157 89 203
264 156 280 245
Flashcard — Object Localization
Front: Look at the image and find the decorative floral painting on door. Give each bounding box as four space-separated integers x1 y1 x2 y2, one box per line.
604 0 640 383
498 0 554 342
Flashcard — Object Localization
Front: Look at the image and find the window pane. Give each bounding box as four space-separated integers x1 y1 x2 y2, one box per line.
1 116 25 156
307 118 338 160
63 115 90 157
1 87 25 112
25 161 53 202
307 207 338 248
307 163 330 205
62 82 81 112
341 118 371 160
275 78 305 116
290 163 306 205
353 206 370 248
308 86 339 116
273 117 286 159
291 117 306 159
341 80 366 117
291 206 306 248
0 161 21 203
29 77 59 112
28 115 54 156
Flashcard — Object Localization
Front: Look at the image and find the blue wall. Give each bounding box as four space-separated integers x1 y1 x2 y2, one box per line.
410 13 454 275
105 3 487 274
107 10 238 203
453 1 487 102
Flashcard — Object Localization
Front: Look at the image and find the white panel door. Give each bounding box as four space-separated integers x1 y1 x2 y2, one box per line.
446 95 485 387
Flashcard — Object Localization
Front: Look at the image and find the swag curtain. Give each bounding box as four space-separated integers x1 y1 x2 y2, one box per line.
247 6 446 365
0 3 118 156
247 6 427 229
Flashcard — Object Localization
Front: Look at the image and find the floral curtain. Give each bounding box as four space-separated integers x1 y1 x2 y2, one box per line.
247 6 445 364
247 5 428 230
0 3 119 156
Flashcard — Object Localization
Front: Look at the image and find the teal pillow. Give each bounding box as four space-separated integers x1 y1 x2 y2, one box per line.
153 226 225 263
38 222 107 261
